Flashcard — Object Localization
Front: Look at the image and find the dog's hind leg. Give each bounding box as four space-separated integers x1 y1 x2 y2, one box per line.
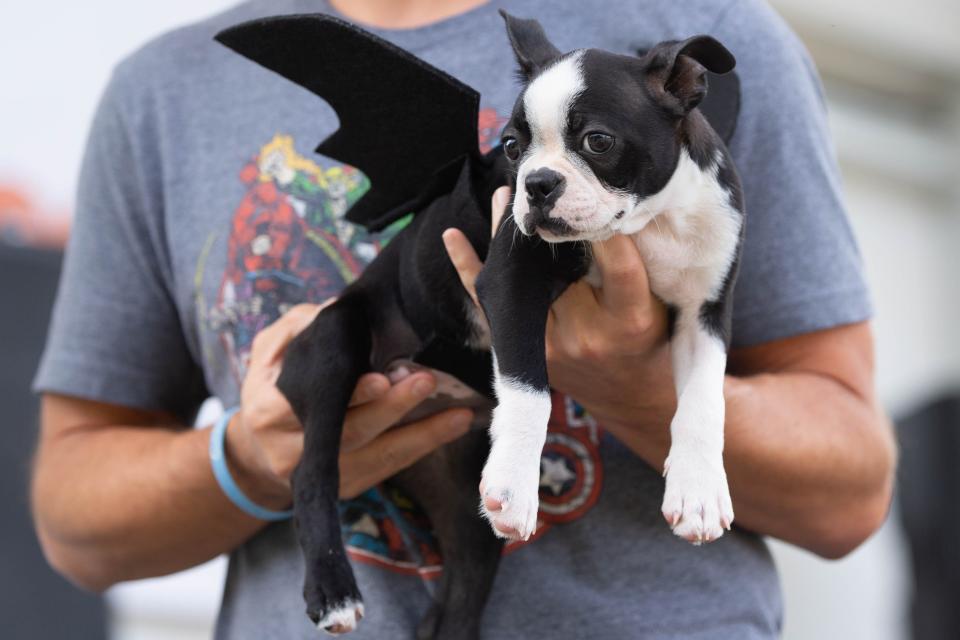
277 295 371 634
393 430 504 640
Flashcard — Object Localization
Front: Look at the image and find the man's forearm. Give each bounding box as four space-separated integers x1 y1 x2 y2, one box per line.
603 367 895 557
721 371 894 556
32 419 268 591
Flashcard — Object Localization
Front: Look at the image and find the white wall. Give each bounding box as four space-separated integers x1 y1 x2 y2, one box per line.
0 1 237 211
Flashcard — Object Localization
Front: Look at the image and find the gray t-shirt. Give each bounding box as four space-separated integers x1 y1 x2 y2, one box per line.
35 0 871 638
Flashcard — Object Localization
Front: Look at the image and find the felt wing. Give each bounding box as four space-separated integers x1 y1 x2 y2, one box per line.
215 14 481 231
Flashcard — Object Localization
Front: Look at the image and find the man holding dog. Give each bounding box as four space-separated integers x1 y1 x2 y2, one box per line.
31 0 894 637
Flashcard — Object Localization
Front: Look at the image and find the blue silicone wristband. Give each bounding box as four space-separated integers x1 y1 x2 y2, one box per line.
209 407 293 521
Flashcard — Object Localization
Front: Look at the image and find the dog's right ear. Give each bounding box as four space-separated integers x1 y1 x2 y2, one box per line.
499 10 562 81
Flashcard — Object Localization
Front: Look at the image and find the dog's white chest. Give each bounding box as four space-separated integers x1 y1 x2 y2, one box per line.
612 151 742 306
633 228 706 305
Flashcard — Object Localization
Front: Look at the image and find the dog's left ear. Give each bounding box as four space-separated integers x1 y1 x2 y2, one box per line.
644 36 736 115
499 10 562 81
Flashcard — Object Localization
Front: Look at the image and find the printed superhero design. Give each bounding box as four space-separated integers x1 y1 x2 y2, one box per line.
477 107 508 154
208 134 407 379
203 112 603 578
339 391 603 574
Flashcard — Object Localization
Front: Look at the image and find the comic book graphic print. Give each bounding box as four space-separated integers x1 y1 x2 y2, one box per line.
207 134 409 379
341 392 603 579
205 110 602 579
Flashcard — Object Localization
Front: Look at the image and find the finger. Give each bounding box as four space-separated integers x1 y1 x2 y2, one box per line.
546 281 601 361
348 373 391 407
341 372 438 452
244 389 303 433
442 228 483 307
590 235 652 311
340 409 473 499
250 300 331 367
491 186 511 238
549 280 600 321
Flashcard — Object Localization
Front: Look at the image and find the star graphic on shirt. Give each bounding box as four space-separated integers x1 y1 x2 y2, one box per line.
351 513 380 538
540 457 576 496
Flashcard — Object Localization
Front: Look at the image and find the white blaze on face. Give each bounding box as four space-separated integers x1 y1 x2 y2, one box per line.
514 52 584 227
515 51 632 240
523 51 585 158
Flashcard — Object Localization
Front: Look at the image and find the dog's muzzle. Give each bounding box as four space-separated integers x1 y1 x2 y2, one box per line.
523 168 570 235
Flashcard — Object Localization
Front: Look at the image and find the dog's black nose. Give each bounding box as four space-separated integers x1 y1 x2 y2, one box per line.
525 168 565 205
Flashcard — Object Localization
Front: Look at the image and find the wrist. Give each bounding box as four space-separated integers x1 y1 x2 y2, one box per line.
585 346 676 467
221 411 292 512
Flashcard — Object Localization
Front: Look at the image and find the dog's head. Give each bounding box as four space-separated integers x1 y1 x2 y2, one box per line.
498 11 735 242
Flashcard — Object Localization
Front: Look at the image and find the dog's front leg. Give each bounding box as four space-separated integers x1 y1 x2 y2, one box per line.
474 222 585 540
475 267 551 540
661 306 735 543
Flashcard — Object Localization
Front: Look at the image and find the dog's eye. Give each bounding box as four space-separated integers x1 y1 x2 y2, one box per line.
502 137 520 161
583 132 614 155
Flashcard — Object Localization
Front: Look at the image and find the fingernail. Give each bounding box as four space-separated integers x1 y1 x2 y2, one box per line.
441 229 457 249
412 376 435 397
388 366 411 384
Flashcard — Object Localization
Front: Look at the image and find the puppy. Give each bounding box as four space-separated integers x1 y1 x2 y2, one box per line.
475 14 743 546
216 11 742 639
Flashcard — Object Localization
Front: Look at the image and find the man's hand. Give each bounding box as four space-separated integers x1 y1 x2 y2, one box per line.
228 302 474 509
442 187 676 431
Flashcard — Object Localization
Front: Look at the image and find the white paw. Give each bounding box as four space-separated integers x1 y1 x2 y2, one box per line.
316 600 364 636
661 449 733 545
480 449 541 541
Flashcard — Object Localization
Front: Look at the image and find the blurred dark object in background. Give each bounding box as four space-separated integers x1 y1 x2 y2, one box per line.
897 392 960 640
0 245 107 639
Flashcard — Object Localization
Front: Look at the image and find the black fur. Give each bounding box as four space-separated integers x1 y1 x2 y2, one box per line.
499 10 562 81
276 156 509 636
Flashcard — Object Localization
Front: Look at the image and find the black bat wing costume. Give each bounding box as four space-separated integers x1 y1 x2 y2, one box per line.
215 14 740 638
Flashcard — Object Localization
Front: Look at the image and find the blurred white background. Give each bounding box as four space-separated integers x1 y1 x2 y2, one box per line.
2 1 958 639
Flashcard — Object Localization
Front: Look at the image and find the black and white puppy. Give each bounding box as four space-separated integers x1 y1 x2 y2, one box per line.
475 14 744 545
218 10 742 639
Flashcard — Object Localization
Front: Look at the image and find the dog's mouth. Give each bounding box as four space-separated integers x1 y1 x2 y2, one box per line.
534 216 576 237
523 206 578 239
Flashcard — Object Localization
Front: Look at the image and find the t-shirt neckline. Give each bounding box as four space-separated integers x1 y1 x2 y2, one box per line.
311 0 498 47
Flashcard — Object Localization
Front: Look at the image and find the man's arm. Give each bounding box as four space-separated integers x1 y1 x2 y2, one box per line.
32 305 472 591
596 321 895 559
33 397 263 591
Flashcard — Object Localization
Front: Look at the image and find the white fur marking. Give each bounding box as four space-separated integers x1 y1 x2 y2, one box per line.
514 52 588 231
523 52 585 154
661 313 733 543
480 352 551 540
317 599 364 636
629 150 742 306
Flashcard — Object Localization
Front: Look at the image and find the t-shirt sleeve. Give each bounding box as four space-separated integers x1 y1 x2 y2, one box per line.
711 0 872 348
33 69 208 420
